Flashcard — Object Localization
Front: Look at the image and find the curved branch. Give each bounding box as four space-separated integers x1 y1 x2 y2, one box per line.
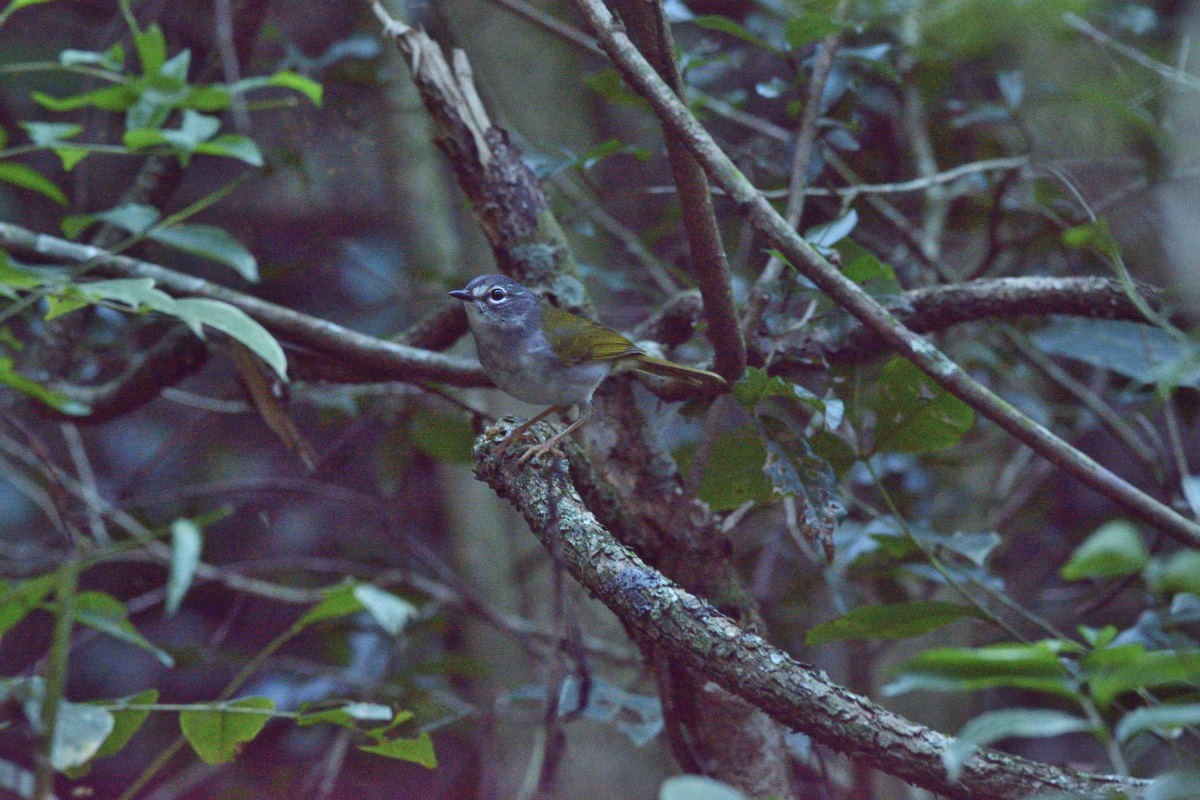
571 0 1200 548
472 425 1147 800
0 222 485 387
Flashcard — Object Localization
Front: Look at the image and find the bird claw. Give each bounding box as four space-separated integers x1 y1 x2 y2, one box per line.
513 439 565 465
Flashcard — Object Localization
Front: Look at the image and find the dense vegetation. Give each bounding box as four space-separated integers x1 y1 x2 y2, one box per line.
1 1 1198 798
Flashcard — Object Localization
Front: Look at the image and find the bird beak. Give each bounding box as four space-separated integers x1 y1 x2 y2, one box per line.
449 288 471 301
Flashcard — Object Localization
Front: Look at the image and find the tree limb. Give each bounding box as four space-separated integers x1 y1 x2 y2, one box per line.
473 422 1149 800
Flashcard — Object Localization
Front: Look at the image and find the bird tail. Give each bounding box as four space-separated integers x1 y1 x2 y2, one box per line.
634 355 727 390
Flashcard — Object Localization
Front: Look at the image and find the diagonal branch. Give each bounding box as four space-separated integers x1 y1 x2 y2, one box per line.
473 423 1149 800
608 0 746 381
570 0 1200 548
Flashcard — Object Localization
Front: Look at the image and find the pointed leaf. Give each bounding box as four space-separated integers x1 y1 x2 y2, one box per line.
169 298 286 379
0 574 56 638
353 584 418 636
32 84 137 112
872 357 974 453
1061 520 1148 580
94 689 158 759
1116 702 1200 743
807 601 980 645
73 591 173 667
883 641 1081 700
196 134 263 166
18 121 82 147
0 356 90 415
298 582 365 628
358 731 437 768
943 709 1092 781
95 203 160 235
148 224 257 281
165 518 202 616
179 697 275 765
0 162 67 205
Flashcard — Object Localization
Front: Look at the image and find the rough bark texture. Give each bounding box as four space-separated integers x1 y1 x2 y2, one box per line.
474 421 1149 800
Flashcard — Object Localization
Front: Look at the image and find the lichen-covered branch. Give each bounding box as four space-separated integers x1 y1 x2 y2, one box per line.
473 422 1149 800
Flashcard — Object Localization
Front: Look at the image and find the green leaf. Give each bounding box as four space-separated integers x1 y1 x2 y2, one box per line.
0 162 67 205
410 411 473 462
59 43 124 70
94 689 158 759
1116 702 1200 743
0 356 90 415
10 677 116 771
943 709 1093 782
297 702 394 729
0 574 56 638
353 584 418 636
169 299 286 379
54 147 89 171
18 121 83 147
179 697 275 765
2 0 59 17
133 23 167 75
692 424 772 510
1148 549 1200 595
1060 520 1148 580
298 582 365 628
47 701 115 770
0 252 45 289
733 367 827 414
32 84 138 113
359 731 437 768
805 209 857 251
79 278 177 313
1061 217 1119 260
149 224 257 281
1083 644 1200 707
883 640 1081 700
95 203 161 235
165 518 202 616
73 591 174 667
871 357 974 453
806 601 980 645
44 288 91 320
1031 318 1199 389
785 12 841 49
196 134 263 166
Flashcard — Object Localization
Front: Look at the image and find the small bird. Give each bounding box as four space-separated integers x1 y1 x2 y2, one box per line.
450 274 726 462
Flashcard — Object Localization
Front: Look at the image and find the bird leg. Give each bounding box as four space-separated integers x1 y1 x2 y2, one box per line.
496 405 559 456
495 403 592 464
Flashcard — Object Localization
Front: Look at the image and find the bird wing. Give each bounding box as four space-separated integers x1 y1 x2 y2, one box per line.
540 303 641 364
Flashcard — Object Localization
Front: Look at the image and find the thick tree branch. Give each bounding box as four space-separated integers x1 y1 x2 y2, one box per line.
571 0 1200 548
473 423 1148 800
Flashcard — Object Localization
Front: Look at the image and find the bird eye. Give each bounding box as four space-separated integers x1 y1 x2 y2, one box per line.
488 287 506 302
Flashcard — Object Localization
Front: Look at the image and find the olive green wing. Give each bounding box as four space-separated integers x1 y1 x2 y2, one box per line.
540 303 641 364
